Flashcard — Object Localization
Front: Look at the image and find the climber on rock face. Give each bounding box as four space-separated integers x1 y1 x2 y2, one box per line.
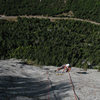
55 64 71 72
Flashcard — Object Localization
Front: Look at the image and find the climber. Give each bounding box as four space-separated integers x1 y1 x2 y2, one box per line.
55 64 71 72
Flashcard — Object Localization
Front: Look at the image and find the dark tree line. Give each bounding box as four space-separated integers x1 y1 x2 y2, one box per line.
70 0 100 23
0 18 100 68
0 0 100 22
0 0 67 16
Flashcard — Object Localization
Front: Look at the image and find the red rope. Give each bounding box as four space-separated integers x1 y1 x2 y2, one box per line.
68 72 78 100
46 70 78 100
46 71 50 100
47 71 57 100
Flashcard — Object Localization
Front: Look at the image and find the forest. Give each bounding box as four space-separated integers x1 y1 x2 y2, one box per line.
0 0 100 22
0 18 100 69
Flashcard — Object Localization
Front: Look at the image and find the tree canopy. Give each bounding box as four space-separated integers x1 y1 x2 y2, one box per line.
0 0 100 22
0 18 100 68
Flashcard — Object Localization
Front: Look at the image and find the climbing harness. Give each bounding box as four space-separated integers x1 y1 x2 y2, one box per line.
68 72 79 100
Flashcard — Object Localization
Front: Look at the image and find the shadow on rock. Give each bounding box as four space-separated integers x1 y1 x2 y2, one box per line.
51 82 71 100
0 76 71 100
0 76 48 100
77 72 88 74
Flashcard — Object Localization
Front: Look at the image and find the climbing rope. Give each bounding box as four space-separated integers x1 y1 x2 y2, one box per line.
46 71 50 100
46 69 79 100
46 70 57 100
68 72 79 100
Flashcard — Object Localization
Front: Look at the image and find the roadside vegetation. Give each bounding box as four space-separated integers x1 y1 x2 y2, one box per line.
98 67 100 72
0 18 100 70
0 0 100 22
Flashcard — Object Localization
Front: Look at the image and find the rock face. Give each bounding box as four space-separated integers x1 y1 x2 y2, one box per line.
0 59 100 100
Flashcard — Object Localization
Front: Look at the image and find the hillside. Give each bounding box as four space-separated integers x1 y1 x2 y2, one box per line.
0 18 100 68
0 0 100 22
0 1 100 100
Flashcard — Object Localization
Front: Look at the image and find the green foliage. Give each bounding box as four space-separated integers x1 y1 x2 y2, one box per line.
0 18 100 67
0 0 67 16
98 66 100 72
70 0 100 22
82 62 88 71
0 0 99 22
